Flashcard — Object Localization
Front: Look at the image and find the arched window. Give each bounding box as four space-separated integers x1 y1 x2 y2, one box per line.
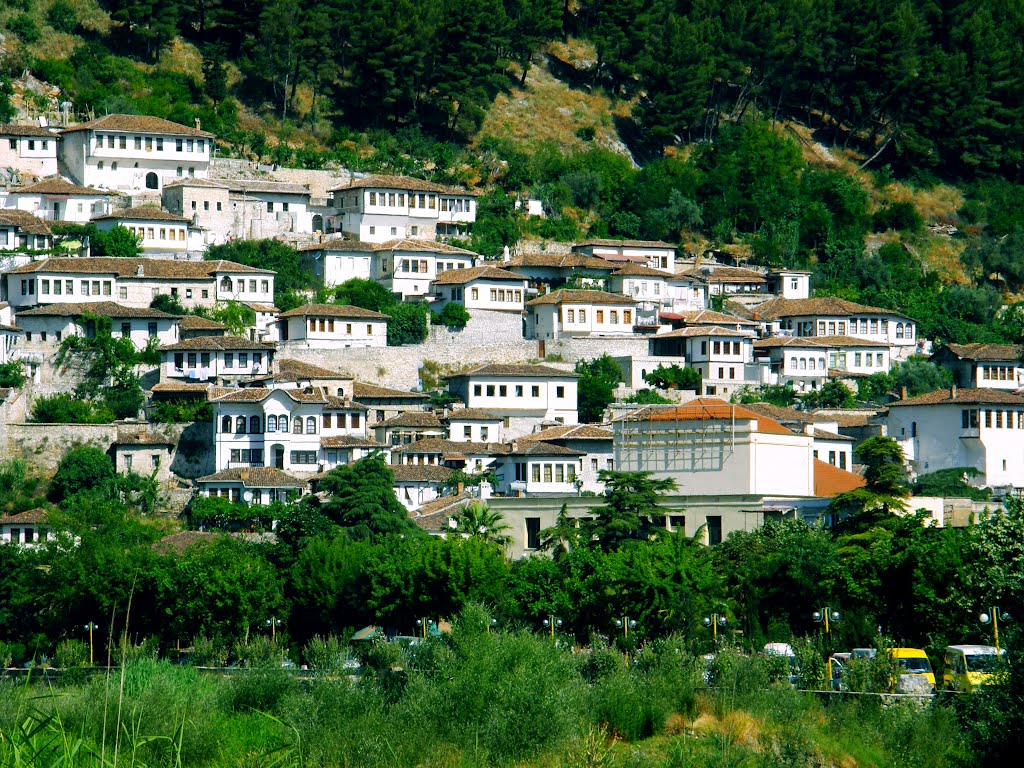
221 415 231 432
235 416 246 434
306 416 317 434
336 387 344 397
145 172 159 190
293 417 303 434
895 322 904 339
906 324 914 339
267 415 277 432
799 358 807 370
249 415 261 434
809 358 815 370
220 277 233 292
789 357 797 369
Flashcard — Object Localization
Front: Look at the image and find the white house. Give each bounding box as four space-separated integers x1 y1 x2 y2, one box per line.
504 251 617 295
0 124 59 178
766 270 811 300
446 363 579 438
196 467 306 505
278 303 389 348
614 400 816 498
527 289 642 340
325 174 477 242
930 344 1024 390
391 437 505 475
211 385 368 474
15 301 179 350
572 239 676 272
2 177 114 222
2 257 275 311
432 265 527 313
754 296 923 361
159 335 275 384
444 408 504 443
0 210 53 252
607 263 674 303
887 387 1024 490
677 264 767 296
493 442 586 497
319 436 390 472
92 206 193 254
0 508 50 548
59 114 213 192
650 326 757 396
391 464 455 511
753 335 891 392
374 411 446 446
519 423 613 495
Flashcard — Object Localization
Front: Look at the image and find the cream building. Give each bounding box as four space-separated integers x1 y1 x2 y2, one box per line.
278 303 389 348
527 289 642 340
432 265 527 313
0 124 58 178
572 239 676 272
15 301 179 350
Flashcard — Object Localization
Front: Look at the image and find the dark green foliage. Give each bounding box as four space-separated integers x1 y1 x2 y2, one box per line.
189 496 281 531
0 361 25 388
912 468 990 501
735 383 798 408
643 364 700 392
433 302 471 329
873 201 925 232
9 13 40 44
91 225 141 258
802 380 855 410
575 354 622 423
49 446 115 502
318 455 424 541
31 393 115 424
329 278 428 345
0 77 16 123
149 293 187 315
148 398 212 423
621 389 671 405
586 470 677 551
45 0 78 33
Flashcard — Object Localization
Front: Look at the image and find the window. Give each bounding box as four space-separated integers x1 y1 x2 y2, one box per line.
556 386 565 398
515 385 523 397
290 451 318 464
486 385 495 396
531 385 540 397
579 310 587 322
464 425 473 438
623 310 632 323
249 415 261 434
41 279 50 295
499 385 507 397
474 385 482 396
293 417 303 434
235 416 246 434
525 518 541 549
268 415 278 432
480 426 489 440
306 416 317 434
239 353 248 367
224 353 234 368
706 515 723 545
610 311 619 324
543 464 552 482
596 310 604 323
351 413 361 429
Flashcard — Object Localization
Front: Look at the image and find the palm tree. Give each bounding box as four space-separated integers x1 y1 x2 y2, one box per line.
538 503 583 559
455 501 511 546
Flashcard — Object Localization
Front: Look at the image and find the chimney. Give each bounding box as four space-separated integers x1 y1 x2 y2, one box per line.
950 384 957 400
457 481 464 494
195 118 201 132
752 311 759 321
900 386 907 400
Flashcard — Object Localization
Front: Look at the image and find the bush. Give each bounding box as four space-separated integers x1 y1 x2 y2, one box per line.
9 13 41 44
56 639 88 668
149 398 213 423
91 225 141 258
49 445 115 502
46 0 78 32
873 201 924 232
0 361 25 388
433 302 471 329
31 393 115 424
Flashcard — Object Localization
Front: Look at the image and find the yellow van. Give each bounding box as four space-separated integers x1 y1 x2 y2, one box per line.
943 645 1006 692
889 648 936 693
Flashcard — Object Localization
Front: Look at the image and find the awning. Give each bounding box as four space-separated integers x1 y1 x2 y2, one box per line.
350 625 381 641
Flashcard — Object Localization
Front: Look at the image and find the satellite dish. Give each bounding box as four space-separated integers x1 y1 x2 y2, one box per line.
243 491 254 503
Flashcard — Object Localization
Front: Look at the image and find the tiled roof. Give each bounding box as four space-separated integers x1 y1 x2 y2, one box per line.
752 296 907 321
243 303 279 313
677 265 766 283
385 238 478 256
226 179 310 195
12 178 113 196
380 412 443 428
392 438 508 456
178 314 227 331
279 303 390 320
298 239 378 253
0 508 49 525
159 335 275 352
93 206 190 223
620 398 795 436
743 403 826 425
197 467 306 487
353 382 429 400
444 408 501 421
114 431 175 446
520 424 613 441
412 492 475 532
150 382 231 398
5 257 273 278
813 459 866 497
812 429 855 442
0 210 53 235
320 436 388 448
0 123 56 138
163 178 229 189
330 174 476 196
611 263 674 278
275 358 353 381
666 309 757 327
506 253 615 270
887 387 1024 407
655 326 754 339
447 363 579 379
506 441 585 456
817 410 878 427
432 265 525 285
754 334 888 349
526 289 637 306
935 343 1023 363
391 464 454 482
575 239 674 249
61 114 213 137
16 301 177 319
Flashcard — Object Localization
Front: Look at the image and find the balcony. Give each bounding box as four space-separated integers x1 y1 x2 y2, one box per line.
959 428 980 439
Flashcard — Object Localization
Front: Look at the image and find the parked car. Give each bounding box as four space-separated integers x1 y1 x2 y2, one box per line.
763 642 799 685
943 645 1006 692
888 647 936 693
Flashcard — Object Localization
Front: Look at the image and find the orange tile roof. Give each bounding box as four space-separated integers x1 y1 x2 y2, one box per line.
623 398 795 436
813 459 866 497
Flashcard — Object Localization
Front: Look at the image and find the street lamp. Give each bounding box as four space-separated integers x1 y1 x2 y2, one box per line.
615 616 638 666
486 618 498 635
415 618 436 639
703 614 727 645
980 607 1012 653
265 617 282 641
84 622 98 665
542 615 562 640
812 607 842 638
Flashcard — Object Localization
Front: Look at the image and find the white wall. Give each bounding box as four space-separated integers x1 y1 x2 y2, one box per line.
62 130 211 191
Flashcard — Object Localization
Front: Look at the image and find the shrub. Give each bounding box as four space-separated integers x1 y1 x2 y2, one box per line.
226 668 298 713
873 201 924 232
91 225 141 258
49 445 115 502
56 639 88 668
9 13 40 44
149 398 213 423
0 361 25 388
46 0 78 33
433 302 470 329
31 393 115 424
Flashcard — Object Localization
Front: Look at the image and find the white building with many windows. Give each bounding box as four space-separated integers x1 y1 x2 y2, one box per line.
930 344 1024 390
526 289 642 340
1 177 114 222
753 335 891 392
649 326 758 396
446 364 579 438
432 265 527 313
325 174 477 242
572 239 676 272
278 303 389 348
2 257 275 311
158 336 275 384
0 124 59 178
0 210 53 252
15 301 178 350
92 207 193 254
59 114 213 192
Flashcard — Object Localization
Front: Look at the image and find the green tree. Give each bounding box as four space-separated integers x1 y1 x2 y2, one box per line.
46 0 79 32
455 501 511 546
576 354 622 423
211 301 257 336
538 503 585 559
586 470 677 551
643 364 700 391
91 226 141 258
830 436 910 529
435 302 471 329
49 446 116 503
0 77 15 124
201 44 229 105
802 380 855 409
206 240 316 310
318 455 423 541
0 361 25 388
